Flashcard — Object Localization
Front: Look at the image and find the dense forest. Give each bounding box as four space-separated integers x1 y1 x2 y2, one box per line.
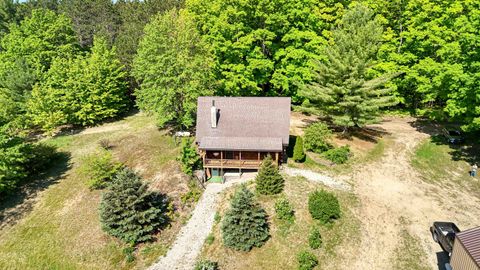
0 0 479 193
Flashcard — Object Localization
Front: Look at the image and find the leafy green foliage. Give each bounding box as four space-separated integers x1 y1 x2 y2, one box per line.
297 250 318 270
180 180 202 207
194 259 219 270
99 167 168 244
187 0 344 99
308 189 341 224
293 136 305 162
133 8 214 129
274 197 295 222
255 155 284 195
27 36 129 132
221 185 269 251
205 233 215 245
323 145 351 164
303 122 332 153
179 138 201 176
0 127 31 194
308 226 322 249
302 4 398 129
79 150 122 190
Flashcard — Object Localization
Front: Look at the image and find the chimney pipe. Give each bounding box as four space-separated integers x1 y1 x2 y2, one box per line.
211 100 217 128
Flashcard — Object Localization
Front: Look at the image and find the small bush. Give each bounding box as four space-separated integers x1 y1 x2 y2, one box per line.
122 246 135 262
80 150 122 190
205 233 215 245
274 197 295 222
308 226 322 249
323 145 351 164
255 155 284 195
308 189 341 224
214 212 221 224
304 122 332 153
293 136 306 162
297 250 318 270
180 180 202 207
26 143 59 174
179 138 201 175
194 259 218 270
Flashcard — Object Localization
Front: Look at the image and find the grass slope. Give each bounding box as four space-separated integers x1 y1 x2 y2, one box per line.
0 113 191 270
199 176 360 270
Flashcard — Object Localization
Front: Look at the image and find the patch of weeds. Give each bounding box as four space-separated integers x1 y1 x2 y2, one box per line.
392 229 430 270
214 212 221 224
308 226 322 249
205 233 215 245
122 245 136 263
181 180 202 208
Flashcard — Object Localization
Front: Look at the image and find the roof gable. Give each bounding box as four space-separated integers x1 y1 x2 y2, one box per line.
195 97 291 150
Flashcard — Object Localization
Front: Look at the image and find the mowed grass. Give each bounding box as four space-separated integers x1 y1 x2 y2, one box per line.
199 176 360 270
411 137 480 197
0 113 190 270
392 217 430 270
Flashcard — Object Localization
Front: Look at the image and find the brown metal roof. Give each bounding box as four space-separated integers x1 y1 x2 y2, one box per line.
195 97 291 150
456 226 480 267
199 136 283 151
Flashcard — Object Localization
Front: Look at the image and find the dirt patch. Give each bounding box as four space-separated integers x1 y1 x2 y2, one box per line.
341 117 480 269
289 111 318 136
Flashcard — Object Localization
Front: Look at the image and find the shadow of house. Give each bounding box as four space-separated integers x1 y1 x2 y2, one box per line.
436 251 450 270
0 151 71 230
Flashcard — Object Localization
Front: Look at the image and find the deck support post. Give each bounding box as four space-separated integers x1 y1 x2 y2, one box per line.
275 152 279 166
239 151 242 176
220 151 224 183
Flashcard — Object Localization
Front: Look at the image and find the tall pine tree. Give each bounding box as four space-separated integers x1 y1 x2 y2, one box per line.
255 155 284 195
221 185 269 251
99 167 167 244
302 4 398 130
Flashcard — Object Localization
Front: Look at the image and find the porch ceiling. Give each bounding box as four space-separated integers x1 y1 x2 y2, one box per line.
199 136 283 152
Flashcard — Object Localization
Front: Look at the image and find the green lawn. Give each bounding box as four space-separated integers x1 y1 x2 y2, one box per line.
411 137 480 197
0 113 191 270
199 176 361 270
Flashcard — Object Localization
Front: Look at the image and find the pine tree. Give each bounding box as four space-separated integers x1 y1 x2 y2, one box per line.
99 167 167 244
293 136 305 162
221 185 269 251
255 155 284 195
302 4 398 130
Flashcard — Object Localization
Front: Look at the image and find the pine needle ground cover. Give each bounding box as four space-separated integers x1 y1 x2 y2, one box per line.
199 177 361 270
0 114 194 269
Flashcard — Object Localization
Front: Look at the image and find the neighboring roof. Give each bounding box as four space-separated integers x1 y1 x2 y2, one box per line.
195 97 291 151
456 226 480 266
199 137 283 151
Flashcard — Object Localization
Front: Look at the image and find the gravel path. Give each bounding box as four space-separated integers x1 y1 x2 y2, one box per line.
148 174 254 270
282 167 350 190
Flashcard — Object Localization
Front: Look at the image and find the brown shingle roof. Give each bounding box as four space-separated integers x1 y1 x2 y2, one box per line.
195 97 291 151
457 226 480 267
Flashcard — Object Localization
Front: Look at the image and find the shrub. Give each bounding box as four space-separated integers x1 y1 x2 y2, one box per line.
303 122 332 153
0 128 30 194
99 168 168 244
26 143 59 174
180 180 202 207
205 233 215 245
308 189 341 224
222 185 269 251
80 150 122 190
194 260 219 270
323 145 351 164
255 155 284 195
179 138 201 175
293 136 306 162
274 197 295 222
308 226 322 249
297 250 318 270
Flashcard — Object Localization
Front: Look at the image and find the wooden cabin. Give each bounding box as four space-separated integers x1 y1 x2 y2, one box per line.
195 97 291 180
449 226 480 270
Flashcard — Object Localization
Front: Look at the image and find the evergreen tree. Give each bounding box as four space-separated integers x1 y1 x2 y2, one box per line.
221 185 269 251
293 136 305 162
133 8 214 129
255 155 284 195
302 4 398 130
99 167 167 244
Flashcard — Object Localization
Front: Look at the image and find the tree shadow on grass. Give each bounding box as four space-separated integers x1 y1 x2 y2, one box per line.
409 118 480 165
0 151 71 230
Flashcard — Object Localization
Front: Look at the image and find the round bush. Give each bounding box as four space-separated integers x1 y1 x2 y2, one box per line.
323 145 351 164
293 136 306 162
308 190 341 224
274 197 295 222
308 226 322 249
297 250 318 270
303 122 332 153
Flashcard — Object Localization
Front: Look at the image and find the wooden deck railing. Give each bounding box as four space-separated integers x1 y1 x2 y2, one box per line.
204 159 263 168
